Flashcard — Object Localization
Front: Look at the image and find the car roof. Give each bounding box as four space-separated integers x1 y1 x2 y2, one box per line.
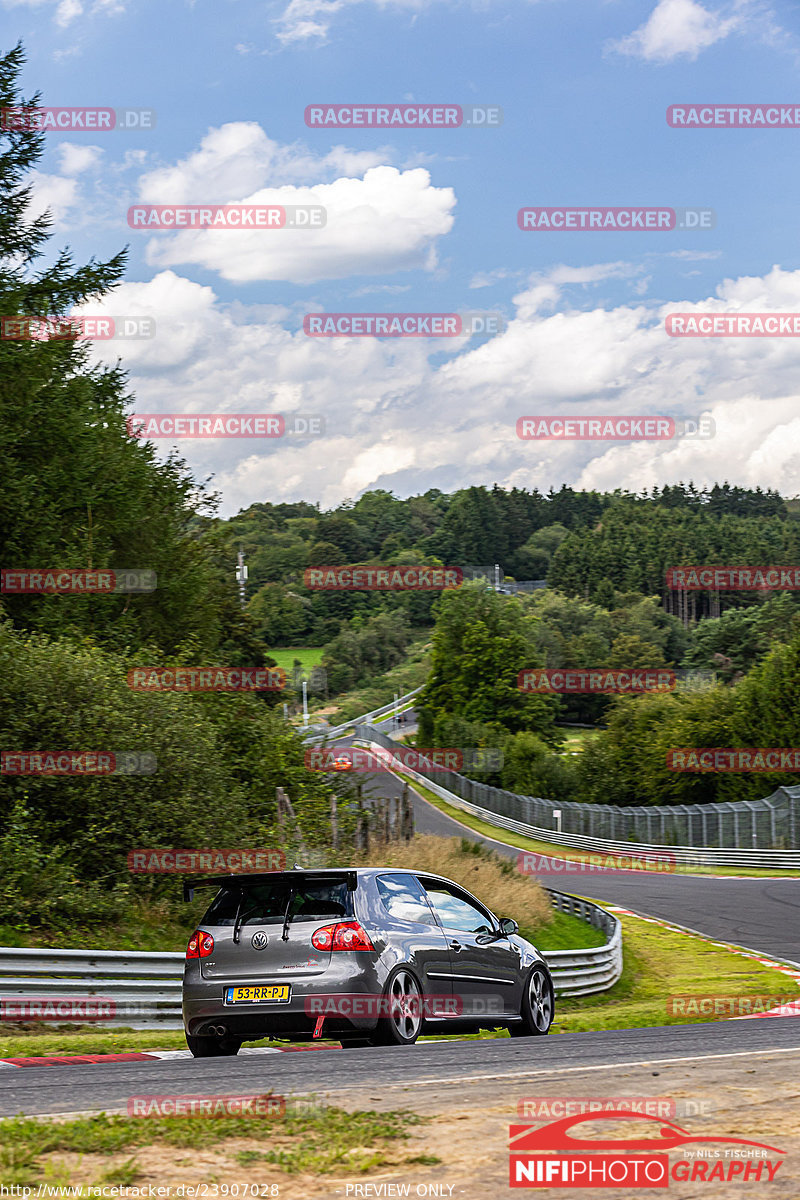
186 866 467 892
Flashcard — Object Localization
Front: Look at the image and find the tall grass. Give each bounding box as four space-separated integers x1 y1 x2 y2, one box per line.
355 835 553 932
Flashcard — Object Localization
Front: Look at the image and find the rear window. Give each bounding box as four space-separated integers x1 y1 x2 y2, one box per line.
376 873 435 925
202 877 352 927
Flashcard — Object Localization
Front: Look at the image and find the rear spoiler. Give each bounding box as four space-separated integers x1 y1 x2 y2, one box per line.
183 869 358 902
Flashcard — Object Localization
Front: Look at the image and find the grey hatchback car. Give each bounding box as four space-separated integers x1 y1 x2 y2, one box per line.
182 867 554 1055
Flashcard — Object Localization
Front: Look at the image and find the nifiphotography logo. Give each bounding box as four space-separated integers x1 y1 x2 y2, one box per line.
508 1111 786 1187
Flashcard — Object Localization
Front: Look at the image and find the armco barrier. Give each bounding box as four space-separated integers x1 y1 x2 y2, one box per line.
301 686 423 744
541 890 622 997
0 946 184 1028
357 725 800 866
0 890 620 1026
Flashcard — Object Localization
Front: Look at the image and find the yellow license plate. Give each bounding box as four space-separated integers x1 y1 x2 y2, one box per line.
225 984 291 1004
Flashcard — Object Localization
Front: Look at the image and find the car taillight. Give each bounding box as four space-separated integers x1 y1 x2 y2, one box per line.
186 929 214 959
311 921 374 952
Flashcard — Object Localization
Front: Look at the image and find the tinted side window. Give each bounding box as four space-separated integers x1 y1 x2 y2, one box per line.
423 883 494 933
376 873 435 925
203 879 351 926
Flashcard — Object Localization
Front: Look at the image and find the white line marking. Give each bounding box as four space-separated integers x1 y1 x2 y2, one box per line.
317 1044 800 1093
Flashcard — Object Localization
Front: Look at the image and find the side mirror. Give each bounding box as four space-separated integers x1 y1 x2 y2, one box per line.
499 917 519 937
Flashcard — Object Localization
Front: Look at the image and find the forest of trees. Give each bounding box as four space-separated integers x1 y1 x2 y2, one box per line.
0 45 355 931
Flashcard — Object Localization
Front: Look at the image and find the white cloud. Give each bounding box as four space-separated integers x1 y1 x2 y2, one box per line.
56 0 82 25
136 123 389 202
58 143 103 175
2 0 123 24
139 161 456 284
274 0 430 44
88 262 800 511
27 170 80 221
610 0 741 62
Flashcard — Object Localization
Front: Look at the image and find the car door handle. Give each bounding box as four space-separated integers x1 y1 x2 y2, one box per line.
449 940 462 952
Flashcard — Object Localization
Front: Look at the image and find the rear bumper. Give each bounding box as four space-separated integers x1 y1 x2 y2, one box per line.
183 960 387 1038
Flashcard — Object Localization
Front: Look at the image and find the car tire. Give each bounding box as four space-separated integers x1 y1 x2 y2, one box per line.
509 964 554 1037
186 1033 243 1057
369 967 424 1046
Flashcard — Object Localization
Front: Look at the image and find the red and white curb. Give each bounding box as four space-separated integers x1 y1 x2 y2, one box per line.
605 904 800 1018
0 1044 342 1068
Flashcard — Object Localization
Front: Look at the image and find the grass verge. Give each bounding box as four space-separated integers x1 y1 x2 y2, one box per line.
264 646 323 674
0 1105 426 1186
553 907 798 1033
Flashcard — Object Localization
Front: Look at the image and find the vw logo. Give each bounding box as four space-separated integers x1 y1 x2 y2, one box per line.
250 931 269 950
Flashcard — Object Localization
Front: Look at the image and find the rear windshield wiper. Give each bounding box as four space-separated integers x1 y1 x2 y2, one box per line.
232 890 246 944
233 893 260 944
281 886 297 942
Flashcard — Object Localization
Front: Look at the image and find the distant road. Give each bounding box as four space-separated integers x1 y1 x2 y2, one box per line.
340 732 800 965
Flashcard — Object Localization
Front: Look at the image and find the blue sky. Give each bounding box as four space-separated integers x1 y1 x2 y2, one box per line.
8 0 800 511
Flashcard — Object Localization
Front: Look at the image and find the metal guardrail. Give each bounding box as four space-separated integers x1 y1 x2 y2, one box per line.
542 891 623 997
301 687 423 743
0 888 621 1027
0 947 184 1029
358 725 800 867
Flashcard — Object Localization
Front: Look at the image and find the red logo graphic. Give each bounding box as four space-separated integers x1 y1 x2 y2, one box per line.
509 1112 785 1187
